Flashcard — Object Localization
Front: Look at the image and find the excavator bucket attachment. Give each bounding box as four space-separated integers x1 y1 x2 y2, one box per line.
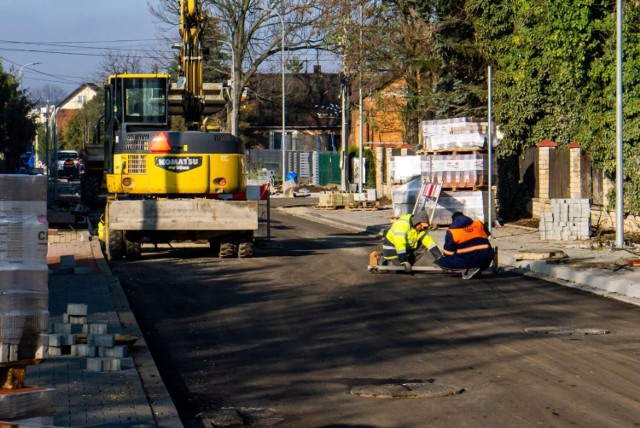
168 82 226 116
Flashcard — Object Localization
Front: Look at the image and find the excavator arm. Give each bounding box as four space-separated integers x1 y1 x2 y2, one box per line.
168 0 225 128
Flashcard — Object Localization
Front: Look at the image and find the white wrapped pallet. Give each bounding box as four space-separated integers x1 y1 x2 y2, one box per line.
430 190 492 226
426 132 486 151
389 156 422 184
421 153 497 188
0 267 48 293
0 174 49 364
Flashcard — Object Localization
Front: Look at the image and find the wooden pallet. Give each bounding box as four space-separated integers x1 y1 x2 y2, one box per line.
346 201 379 211
423 147 485 155
314 204 342 210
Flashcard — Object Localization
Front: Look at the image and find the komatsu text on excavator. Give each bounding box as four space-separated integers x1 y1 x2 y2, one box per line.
96 0 258 260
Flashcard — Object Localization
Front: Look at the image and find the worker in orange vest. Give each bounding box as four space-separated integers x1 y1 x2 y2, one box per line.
435 211 494 279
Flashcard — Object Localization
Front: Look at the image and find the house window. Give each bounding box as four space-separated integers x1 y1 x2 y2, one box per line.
78 95 87 105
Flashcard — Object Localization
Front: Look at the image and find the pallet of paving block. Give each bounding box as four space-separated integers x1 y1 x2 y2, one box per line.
346 201 379 211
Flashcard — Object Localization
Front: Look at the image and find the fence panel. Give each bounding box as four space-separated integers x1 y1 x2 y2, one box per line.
519 146 538 198
549 146 570 199
318 152 341 185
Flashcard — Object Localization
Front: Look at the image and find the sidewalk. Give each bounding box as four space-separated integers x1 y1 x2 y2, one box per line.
24 229 181 427
281 203 640 307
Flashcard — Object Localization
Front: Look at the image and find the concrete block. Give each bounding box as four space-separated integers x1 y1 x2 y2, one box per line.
98 345 128 358
86 358 105 372
87 334 115 348
47 345 71 356
50 322 71 334
83 323 108 335
86 357 121 372
66 303 88 316
71 344 96 357
59 255 76 268
63 314 87 325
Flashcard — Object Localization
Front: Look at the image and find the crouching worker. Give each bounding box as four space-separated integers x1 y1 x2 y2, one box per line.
435 211 494 279
382 211 443 273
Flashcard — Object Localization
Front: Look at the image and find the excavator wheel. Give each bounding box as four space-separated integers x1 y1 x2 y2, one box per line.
219 240 237 258
80 174 102 207
124 233 142 260
238 241 254 258
106 229 125 260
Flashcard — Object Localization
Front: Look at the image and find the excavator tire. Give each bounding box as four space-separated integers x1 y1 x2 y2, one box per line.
124 233 141 260
106 229 125 260
219 242 237 258
80 174 102 207
238 241 254 258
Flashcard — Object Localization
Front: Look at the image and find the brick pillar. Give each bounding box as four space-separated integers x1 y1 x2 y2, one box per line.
537 140 557 201
534 140 557 217
374 146 384 198
568 141 582 198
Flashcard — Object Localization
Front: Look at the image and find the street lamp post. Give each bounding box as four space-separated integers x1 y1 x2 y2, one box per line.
17 62 42 88
273 10 286 186
256 7 286 184
218 41 237 136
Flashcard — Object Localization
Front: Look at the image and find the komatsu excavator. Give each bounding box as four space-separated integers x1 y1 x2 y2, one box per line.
96 0 258 260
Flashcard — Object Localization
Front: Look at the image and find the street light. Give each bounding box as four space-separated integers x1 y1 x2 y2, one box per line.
217 40 237 136
17 62 42 87
258 6 286 185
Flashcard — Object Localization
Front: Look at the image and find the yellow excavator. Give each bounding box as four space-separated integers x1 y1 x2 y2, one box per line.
96 0 258 260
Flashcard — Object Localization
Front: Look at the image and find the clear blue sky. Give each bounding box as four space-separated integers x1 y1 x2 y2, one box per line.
0 0 172 98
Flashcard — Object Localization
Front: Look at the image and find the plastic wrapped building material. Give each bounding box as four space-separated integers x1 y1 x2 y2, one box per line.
0 174 49 364
421 117 500 151
429 190 493 225
421 153 497 188
392 177 421 217
390 156 422 184
0 387 55 420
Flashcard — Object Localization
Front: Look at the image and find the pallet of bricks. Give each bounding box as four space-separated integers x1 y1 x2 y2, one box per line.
420 117 497 226
0 175 55 423
347 189 378 210
315 192 355 210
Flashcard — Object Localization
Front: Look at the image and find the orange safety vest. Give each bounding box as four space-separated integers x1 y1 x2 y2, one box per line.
448 220 490 254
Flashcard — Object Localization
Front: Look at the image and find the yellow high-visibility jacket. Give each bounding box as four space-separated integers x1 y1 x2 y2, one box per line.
383 214 436 264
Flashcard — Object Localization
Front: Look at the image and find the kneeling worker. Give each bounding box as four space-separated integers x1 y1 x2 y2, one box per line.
382 211 443 273
435 211 494 279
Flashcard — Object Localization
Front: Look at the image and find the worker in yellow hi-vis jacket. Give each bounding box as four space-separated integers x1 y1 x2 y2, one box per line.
381 211 443 273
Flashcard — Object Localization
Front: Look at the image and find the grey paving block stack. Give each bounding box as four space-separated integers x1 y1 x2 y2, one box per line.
0 175 53 423
44 303 129 373
539 198 591 240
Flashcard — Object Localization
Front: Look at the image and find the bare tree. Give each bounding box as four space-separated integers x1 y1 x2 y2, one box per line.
30 84 66 107
150 0 327 135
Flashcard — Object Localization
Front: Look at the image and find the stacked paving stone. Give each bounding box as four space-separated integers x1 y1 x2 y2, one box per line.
46 300 130 372
419 118 497 225
539 198 591 240
0 175 54 423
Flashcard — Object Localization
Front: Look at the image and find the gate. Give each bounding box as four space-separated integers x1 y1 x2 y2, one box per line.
318 152 341 185
549 145 570 198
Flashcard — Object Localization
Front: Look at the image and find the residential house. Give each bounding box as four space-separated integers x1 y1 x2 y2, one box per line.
243 67 341 151
55 83 100 133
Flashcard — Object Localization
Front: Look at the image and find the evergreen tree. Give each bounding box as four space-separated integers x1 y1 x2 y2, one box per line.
0 61 37 172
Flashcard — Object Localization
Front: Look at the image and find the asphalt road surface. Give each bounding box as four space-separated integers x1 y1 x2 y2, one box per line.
111 204 640 427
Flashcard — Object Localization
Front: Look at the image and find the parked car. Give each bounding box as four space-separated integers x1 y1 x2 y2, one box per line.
57 150 79 178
